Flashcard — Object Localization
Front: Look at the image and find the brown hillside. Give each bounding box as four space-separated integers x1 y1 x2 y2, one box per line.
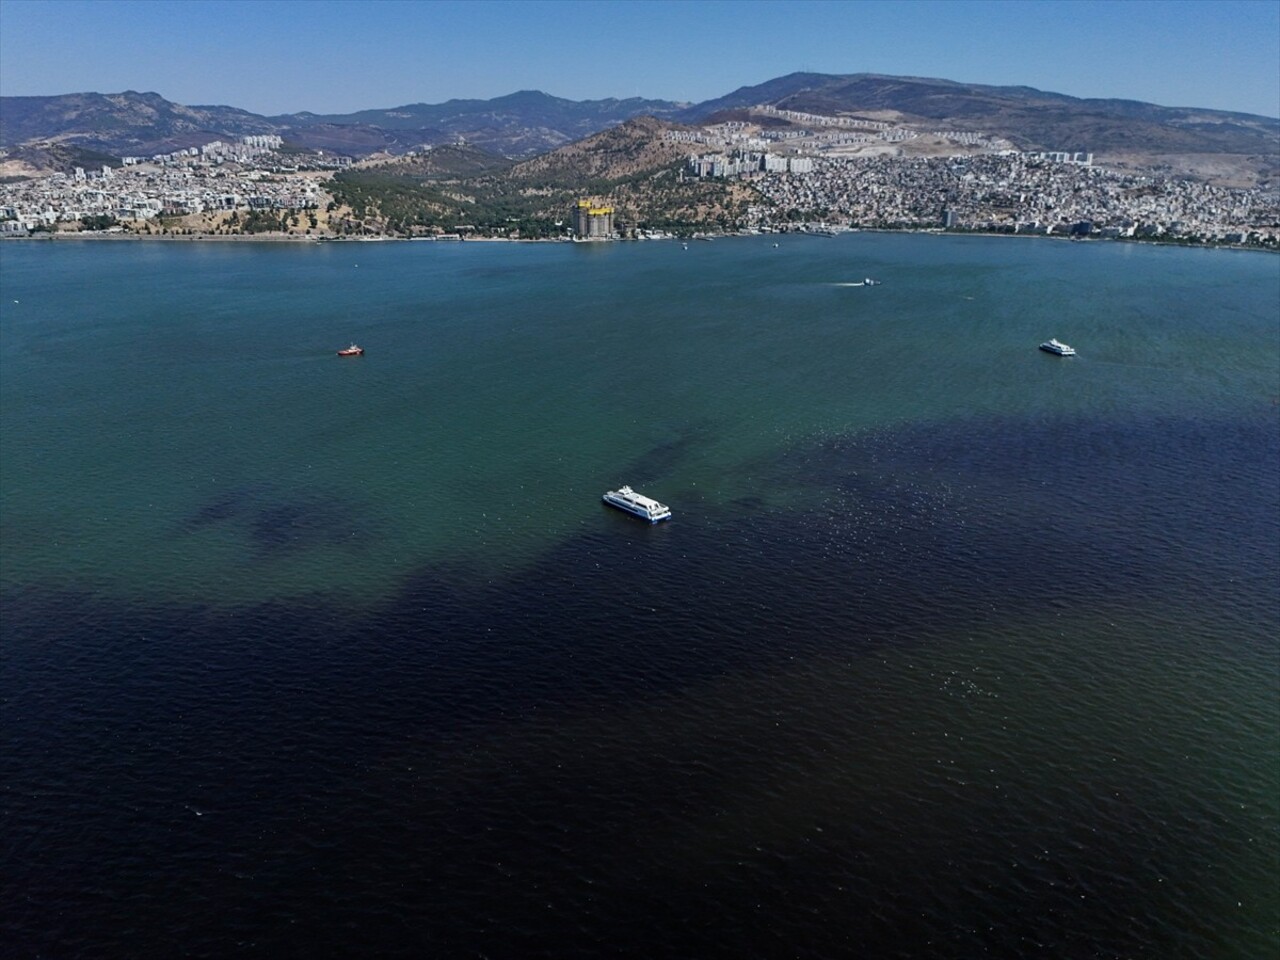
511 117 690 183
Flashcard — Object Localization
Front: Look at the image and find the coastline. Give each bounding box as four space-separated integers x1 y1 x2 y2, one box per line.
3 228 1274 253
2 232 327 243
0 232 537 243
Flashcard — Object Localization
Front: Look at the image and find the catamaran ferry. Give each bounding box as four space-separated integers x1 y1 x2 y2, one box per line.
1039 338 1076 356
602 485 672 523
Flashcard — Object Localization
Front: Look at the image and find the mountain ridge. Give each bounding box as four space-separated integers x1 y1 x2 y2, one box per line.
2 73 1276 178
684 73 1277 156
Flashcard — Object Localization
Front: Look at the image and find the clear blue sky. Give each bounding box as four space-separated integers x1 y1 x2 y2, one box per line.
1 0 1277 117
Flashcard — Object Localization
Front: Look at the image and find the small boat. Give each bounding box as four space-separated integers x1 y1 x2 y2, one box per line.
863 277 881 286
602 485 672 523
1039 338 1076 356
337 344 364 357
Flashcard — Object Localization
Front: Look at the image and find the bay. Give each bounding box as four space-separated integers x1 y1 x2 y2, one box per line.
2 234 1277 958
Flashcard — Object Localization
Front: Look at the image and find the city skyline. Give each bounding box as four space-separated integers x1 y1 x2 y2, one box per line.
1 0 1278 119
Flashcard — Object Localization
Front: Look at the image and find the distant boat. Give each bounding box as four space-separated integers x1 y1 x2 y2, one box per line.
337 344 364 357
1039 338 1076 356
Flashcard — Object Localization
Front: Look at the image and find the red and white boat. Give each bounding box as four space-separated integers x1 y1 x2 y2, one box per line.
336 343 364 357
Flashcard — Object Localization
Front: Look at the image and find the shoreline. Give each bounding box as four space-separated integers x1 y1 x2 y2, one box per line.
0 232 538 244
3 228 1274 254
3 232 329 243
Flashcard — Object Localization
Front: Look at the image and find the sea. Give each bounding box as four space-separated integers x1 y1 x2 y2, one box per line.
2 233 1277 959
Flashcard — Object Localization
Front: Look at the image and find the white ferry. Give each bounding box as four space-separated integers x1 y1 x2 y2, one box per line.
1039 338 1076 356
602 485 672 523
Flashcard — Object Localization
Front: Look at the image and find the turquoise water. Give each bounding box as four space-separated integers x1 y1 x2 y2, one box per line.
3 235 1276 603
2 235 1277 957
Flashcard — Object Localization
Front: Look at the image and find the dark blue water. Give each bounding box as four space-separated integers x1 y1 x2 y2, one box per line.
2 236 1278 957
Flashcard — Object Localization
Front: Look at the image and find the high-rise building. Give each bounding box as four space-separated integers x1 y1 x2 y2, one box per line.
574 200 614 238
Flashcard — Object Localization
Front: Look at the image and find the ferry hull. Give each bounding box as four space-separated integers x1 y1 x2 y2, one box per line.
602 488 672 523
1039 339 1076 356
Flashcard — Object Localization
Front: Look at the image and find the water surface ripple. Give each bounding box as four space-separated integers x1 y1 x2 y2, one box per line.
2 236 1277 958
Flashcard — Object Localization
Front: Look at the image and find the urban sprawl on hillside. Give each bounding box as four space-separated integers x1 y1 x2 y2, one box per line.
2 107 1277 247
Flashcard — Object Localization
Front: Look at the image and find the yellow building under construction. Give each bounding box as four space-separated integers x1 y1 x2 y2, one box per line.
574 200 614 239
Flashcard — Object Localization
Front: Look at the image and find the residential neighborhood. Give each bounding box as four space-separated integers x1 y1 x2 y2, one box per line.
0 136 347 235
2 120 1277 246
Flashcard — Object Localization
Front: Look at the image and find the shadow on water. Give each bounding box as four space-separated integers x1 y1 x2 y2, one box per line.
619 416 719 485
182 480 379 559
3 408 1278 958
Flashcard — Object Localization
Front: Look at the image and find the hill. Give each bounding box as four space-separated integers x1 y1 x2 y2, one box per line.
686 72 1279 164
283 90 685 156
2 75 1276 184
0 91 277 154
509 115 689 184
0 89 685 163
357 143 517 180
326 117 753 237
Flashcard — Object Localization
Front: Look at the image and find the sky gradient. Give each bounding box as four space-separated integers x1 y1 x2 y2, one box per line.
1 0 1277 118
